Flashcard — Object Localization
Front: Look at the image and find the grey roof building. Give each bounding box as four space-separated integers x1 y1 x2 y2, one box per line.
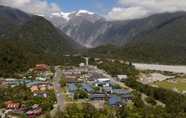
67 83 78 91
81 83 94 92
112 89 129 95
109 95 127 107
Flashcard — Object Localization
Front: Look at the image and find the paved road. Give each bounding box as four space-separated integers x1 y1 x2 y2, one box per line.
50 66 65 117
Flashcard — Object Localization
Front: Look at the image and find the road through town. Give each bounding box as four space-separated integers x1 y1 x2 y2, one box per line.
50 66 65 117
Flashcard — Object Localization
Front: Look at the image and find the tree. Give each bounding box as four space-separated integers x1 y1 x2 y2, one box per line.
145 96 156 106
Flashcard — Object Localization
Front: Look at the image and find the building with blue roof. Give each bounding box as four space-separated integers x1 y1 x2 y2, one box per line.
24 80 32 83
103 86 112 93
89 94 105 100
81 83 94 92
122 94 134 100
112 89 129 95
8 82 24 85
92 81 117 87
67 83 78 91
109 95 127 108
37 77 47 81
26 81 39 87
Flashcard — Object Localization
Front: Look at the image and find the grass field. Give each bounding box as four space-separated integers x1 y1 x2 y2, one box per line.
156 81 186 91
63 103 82 110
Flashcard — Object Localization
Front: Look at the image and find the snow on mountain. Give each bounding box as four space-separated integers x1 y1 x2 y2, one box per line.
76 10 94 16
44 10 105 47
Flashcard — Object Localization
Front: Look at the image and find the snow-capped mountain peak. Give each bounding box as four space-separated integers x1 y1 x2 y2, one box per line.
76 10 94 16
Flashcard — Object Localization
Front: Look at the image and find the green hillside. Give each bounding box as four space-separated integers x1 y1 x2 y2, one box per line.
130 16 186 46
85 42 186 65
92 12 186 46
85 15 186 65
9 16 76 54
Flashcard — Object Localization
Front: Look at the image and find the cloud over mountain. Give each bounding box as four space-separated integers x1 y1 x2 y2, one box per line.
0 0 61 15
105 0 186 21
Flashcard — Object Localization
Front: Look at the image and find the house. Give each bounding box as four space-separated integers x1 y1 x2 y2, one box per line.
8 109 24 115
86 76 95 81
98 78 110 82
92 81 117 87
112 89 129 95
89 94 105 100
7 103 20 109
79 62 85 67
30 86 38 92
8 81 24 85
109 96 127 108
26 107 43 117
26 82 39 87
25 80 32 83
35 64 48 70
103 86 112 93
36 77 47 81
67 83 78 92
40 86 46 91
81 83 94 92
122 94 134 100
5 78 15 82
117 75 127 81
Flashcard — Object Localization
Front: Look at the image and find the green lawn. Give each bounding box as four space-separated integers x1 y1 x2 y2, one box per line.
61 87 66 93
157 82 186 91
64 103 83 110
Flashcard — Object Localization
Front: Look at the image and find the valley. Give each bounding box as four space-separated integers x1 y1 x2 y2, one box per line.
1 4 186 118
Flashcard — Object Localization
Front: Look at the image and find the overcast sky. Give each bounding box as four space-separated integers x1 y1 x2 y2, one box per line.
0 0 186 21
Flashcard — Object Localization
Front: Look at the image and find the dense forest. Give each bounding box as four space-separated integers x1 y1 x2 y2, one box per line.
85 43 186 65
0 38 85 78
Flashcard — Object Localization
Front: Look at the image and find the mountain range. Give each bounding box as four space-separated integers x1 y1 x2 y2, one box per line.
45 10 186 48
1 5 186 65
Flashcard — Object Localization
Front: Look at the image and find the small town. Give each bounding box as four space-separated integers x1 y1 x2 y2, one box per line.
0 58 138 118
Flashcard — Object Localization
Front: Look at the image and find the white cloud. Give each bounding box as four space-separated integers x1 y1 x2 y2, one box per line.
0 0 61 15
105 0 186 21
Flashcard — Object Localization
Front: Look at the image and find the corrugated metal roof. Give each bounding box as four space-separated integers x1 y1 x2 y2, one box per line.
67 83 78 91
81 83 94 92
122 94 134 98
103 86 112 92
109 96 127 106
112 89 129 94
89 94 105 98
93 81 117 86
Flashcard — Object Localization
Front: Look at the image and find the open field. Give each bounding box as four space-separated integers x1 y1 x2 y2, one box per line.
133 63 186 74
152 81 186 92
63 103 83 110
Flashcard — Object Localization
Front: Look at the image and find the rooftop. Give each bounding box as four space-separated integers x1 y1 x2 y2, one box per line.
67 83 78 91
109 96 127 106
112 89 129 94
81 83 94 92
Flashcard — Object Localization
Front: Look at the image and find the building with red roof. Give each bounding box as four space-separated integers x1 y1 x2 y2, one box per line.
7 103 20 109
35 64 48 70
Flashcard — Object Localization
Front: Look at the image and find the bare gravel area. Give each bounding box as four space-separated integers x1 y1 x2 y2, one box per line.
133 63 186 74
